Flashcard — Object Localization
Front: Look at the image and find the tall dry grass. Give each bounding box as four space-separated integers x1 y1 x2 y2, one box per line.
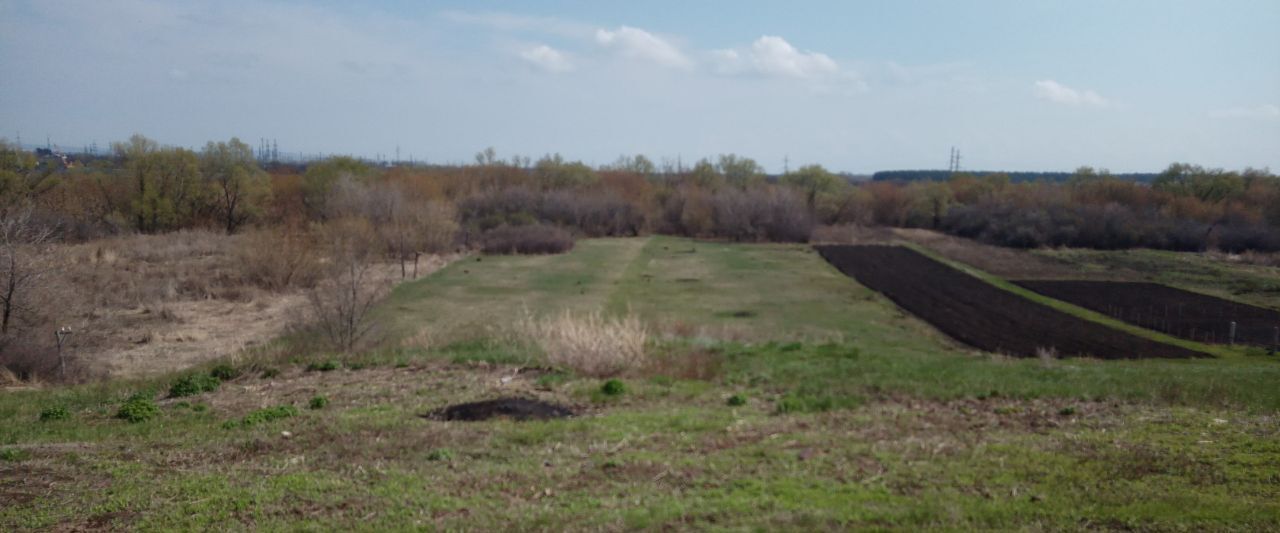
517 310 648 377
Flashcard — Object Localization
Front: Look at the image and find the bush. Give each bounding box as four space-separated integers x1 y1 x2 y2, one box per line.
306 360 340 372
209 364 241 381
601 379 627 396
480 224 574 255
39 406 71 422
518 310 648 377
169 373 221 398
726 394 748 406
224 404 299 429
309 396 328 410
117 395 161 423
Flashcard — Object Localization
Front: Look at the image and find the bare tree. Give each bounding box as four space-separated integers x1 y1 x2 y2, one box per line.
307 218 386 352
0 208 54 336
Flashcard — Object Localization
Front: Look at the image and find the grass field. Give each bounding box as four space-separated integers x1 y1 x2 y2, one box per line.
3 236 1280 530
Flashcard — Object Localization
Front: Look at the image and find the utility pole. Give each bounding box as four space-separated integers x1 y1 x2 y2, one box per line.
784 154 790 175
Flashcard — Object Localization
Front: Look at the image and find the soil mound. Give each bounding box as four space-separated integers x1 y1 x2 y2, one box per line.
427 397 575 422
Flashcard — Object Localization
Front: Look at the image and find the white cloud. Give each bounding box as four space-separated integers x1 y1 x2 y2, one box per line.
518 44 573 73
594 26 693 70
710 35 850 86
1209 104 1280 120
748 36 838 79
1034 80 1109 107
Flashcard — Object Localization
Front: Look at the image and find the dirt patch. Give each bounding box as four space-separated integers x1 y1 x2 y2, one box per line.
1016 280 1280 347
815 245 1207 359
427 397 575 421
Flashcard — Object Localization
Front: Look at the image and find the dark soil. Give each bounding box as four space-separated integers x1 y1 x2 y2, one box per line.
1015 280 1280 347
815 245 1208 359
427 397 575 422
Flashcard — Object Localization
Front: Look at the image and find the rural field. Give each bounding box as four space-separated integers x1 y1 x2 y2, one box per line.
4 235 1280 530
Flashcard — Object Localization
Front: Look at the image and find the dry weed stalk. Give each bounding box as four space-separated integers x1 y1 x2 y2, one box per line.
518 310 648 377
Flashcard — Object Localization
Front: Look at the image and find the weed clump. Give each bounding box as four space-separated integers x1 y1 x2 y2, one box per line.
1 448 30 462
169 374 220 398
776 388 862 414
209 364 241 381
426 449 453 461
223 405 298 429
601 379 627 396
309 396 328 410
726 394 748 407
39 406 71 422
307 360 340 372
518 310 649 377
117 394 161 423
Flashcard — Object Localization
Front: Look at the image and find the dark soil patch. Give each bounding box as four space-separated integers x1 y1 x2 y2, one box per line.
815 245 1207 359
426 397 575 422
1015 280 1280 347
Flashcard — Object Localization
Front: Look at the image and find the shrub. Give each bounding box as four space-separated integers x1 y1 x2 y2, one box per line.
117 395 161 423
601 379 627 396
307 360 340 372
480 223 574 255
224 404 298 429
209 364 241 381
39 405 71 422
726 394 748 406
309 396 328 410
169 373 221 398
517 310 648 377
426 449 453 462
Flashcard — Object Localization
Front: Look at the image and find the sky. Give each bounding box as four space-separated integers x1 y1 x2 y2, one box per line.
1 0 1277 174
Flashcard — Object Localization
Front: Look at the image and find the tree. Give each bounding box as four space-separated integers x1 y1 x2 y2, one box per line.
0 208 53 336
717 154 764 187
686 159 724 189
202 138 270 233
533 154 597 189
307 218 385 352
301 156 374 220
781 164 840 208
113 134 203 232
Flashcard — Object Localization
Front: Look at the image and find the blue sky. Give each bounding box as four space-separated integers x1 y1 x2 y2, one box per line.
1 0 1277 173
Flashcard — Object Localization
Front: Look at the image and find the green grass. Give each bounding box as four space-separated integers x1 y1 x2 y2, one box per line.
3 236 1279 530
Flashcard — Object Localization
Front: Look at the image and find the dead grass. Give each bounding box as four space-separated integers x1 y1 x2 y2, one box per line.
2 230 456 383
516 310 649 377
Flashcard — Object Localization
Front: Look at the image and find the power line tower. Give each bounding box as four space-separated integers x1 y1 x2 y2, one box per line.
948 147 962 173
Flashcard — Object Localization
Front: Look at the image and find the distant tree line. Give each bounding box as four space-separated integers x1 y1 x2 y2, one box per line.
1 135 1277 254
872 169 1160 183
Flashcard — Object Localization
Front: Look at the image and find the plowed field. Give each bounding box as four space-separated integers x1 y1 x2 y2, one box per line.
816 245 1206 359
1016 280 1280 347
